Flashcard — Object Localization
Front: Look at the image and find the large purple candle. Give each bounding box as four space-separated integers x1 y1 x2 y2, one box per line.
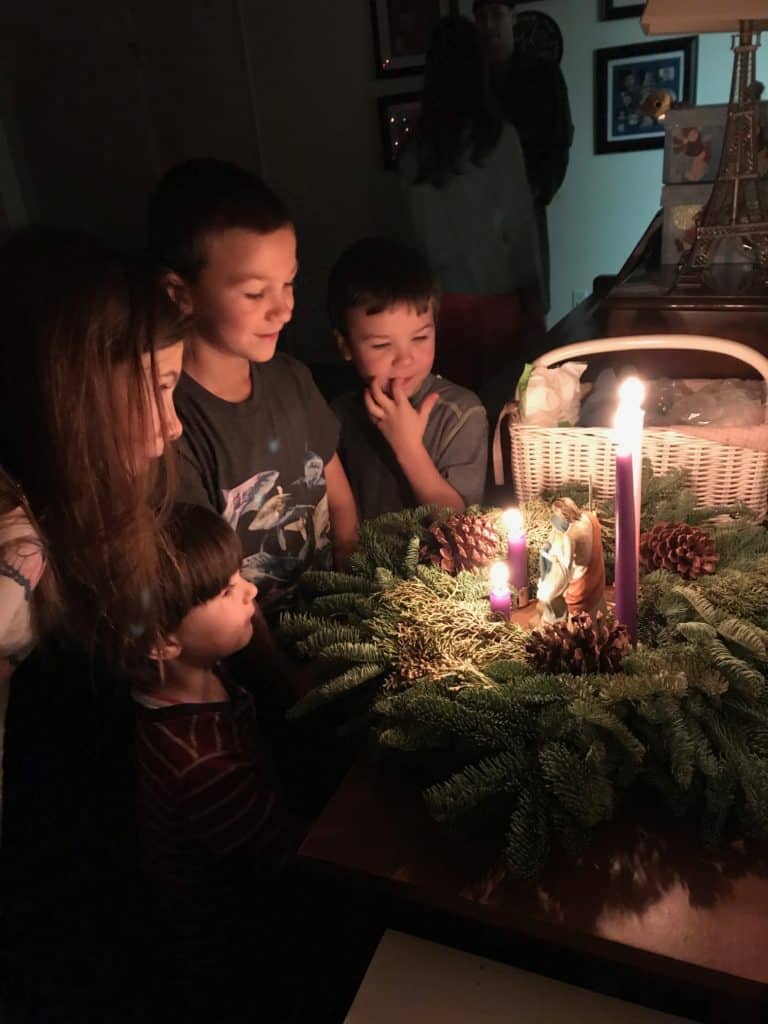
614 450 638 643
502 508 529 607
617 377 646 566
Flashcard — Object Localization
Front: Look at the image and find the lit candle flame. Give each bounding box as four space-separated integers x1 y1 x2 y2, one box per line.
613 376 645 454
618 376 645 408
490 561 510 594
502 507 524 537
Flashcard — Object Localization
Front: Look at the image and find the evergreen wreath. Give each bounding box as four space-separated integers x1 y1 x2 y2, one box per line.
281 471 768 880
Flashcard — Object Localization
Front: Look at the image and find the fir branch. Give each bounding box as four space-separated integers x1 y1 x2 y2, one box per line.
504 787 551 881
567 697 646 765
424 749 528 832
638 694 697 789
715 617 768 660
278 612 330 642
672 586 721 628
707 637 765 698
549 804 592 862
376 687 523 756
317 641 392 663
299 571 380 596
695 556 768 621
538 741 614 827
374 567 396 589
296 623 366 658
310 593 375 617
287 663 387 718
677 620 719 646
377 724 447 752
402 534 421 578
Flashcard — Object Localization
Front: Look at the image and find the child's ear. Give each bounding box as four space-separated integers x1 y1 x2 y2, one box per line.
163 271 195 315
335 330 353 362
149 634 182 663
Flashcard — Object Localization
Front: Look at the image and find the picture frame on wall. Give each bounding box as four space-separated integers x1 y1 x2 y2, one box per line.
663 104 729 185
370 0 452 77
663 102 768 184
598 1 645 21
378 91 421 167
594 37 698 155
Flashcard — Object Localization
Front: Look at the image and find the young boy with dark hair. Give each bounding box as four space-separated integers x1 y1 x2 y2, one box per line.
148 160 358 617
134 504 295 907
329 237 488 521
132 503 314 1017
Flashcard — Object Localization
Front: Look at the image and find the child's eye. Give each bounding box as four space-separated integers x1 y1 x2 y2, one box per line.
245 292 265 300
284 281 295 289
413 335 430 342
371 342 390 351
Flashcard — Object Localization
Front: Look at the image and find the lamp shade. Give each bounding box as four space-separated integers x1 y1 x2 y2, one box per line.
642 0 768 34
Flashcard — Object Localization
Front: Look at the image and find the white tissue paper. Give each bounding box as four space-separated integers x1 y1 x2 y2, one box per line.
519 362 587 427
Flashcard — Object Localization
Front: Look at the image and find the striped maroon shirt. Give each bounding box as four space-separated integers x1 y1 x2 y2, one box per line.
134 680 296 900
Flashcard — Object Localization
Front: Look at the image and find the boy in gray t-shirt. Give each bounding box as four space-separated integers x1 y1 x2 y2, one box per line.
329 238 488 522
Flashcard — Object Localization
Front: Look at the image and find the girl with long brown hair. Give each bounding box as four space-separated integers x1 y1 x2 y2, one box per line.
0 228 188 1020
0 227 188 680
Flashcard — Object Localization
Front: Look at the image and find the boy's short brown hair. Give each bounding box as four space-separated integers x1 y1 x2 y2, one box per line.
327 237 440 339
148 159 292 281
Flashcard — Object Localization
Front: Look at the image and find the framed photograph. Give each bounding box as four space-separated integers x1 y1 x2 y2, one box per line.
370 0 452 77
594 37 698 155
378 91 422 168
664 101 768 184
663 104 728 185
599 0 645 20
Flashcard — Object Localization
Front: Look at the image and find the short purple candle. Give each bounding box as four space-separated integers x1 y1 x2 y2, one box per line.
614 449 638 643
489 562 512 620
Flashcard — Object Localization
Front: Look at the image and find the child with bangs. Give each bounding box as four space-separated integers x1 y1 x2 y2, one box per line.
132 503 374 1020
133 502 297 915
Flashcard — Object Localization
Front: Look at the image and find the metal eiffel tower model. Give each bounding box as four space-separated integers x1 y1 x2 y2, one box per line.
677 21 768 288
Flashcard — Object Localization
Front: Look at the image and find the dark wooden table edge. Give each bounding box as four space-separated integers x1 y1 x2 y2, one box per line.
296 844 767 1007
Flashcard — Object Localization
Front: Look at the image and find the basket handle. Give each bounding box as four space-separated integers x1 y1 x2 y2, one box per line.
532 335 768 425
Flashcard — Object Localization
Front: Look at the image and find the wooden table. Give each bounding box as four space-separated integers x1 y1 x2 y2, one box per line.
299 752 768 1022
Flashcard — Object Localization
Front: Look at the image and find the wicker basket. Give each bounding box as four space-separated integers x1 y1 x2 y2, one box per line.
493 335 768 518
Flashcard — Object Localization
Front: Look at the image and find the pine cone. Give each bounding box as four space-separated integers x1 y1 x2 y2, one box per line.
421 512 499 574
526 611 631 676
639 522 718 579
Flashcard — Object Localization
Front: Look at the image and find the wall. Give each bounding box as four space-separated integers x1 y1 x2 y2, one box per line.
263 0 757 346
0 0 262 243
240 0 409 361
0 2 762 347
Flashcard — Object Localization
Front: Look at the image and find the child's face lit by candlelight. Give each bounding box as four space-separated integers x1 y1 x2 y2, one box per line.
173 571 258 665
112 341 184 469
168 226 297 364
337 301 436 400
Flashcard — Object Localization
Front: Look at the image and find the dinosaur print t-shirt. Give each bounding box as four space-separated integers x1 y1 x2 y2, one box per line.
174 354 338 617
